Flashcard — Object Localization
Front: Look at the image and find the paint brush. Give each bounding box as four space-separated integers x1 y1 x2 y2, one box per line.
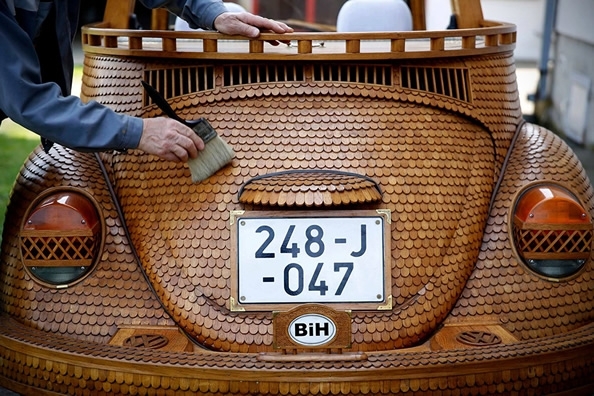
141 81 234 183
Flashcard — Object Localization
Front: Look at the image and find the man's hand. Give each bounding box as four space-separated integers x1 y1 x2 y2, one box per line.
138 118 204 162
214 12 293 44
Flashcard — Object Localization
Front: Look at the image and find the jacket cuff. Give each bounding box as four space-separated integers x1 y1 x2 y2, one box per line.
182 1 228 30
121 116 144 150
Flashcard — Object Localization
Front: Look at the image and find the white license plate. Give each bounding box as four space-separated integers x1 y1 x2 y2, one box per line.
231 210 391 311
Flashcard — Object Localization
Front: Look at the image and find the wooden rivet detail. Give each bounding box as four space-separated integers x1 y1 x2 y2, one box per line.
249 40 264 53
346 39 360 53
430 37 444 51
162 37 176 52
298 40 312 54
203 38 217 52
129 37 142 50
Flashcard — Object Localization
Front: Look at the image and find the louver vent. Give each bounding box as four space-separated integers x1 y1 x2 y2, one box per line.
222 64 391 86
313 64 392 86
222 63 305 86
401 66 470 102
123 334 170 349
143 66 215 105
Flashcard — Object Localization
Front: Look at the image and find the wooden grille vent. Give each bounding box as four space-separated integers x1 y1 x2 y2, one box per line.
513 223 593 261
223 64 305 86
313 64 392 86
20 231 100 267
401 66 470 102
144 64 392 105
123 334 170 350
143 66 215 105
456 331 502 347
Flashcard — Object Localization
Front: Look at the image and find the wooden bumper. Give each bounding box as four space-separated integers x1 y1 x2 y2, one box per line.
1 314 593 395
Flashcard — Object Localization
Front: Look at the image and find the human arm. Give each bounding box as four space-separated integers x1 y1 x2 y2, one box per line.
0 4 202 161
0 6 138 151
213 11 293 38
138 118 204 162
139 0 292 35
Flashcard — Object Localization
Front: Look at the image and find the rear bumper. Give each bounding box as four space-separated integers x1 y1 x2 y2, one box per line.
1 314 593 395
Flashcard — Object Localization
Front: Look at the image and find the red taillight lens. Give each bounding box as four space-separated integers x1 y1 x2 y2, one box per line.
20 188 104 287
512 184 592 279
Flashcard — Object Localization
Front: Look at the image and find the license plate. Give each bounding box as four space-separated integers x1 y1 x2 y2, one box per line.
230 210 392 311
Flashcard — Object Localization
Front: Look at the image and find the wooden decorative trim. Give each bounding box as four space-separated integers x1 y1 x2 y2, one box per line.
238 170 383 207
1 315 594 394
272 304 352 349
81 24 517 61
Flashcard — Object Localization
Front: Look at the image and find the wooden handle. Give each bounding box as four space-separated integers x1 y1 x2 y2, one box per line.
103 0 136 29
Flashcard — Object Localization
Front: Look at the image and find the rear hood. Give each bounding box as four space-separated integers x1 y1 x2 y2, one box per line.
113 96 496 352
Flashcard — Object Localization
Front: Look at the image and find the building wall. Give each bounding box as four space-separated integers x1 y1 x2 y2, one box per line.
546 35 594 146
425 0 545 62
555 0 594 45
540 0 594 147
243 0 545 61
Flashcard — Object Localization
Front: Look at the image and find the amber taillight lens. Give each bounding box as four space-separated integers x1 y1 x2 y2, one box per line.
512 184 593 279
19 188 104 287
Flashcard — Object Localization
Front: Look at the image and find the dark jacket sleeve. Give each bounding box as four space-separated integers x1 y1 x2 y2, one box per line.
139 0 227 30
0 3 142 152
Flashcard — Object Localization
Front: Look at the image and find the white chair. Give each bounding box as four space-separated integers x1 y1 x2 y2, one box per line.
336 0 413 32
175 2 248 31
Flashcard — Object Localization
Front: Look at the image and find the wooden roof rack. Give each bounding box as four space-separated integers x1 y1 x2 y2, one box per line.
103 0 430 31
100 0 501 33
102 0 135 29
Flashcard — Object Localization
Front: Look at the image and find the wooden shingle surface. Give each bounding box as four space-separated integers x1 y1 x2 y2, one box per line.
85 52 510 352
1 25 593 395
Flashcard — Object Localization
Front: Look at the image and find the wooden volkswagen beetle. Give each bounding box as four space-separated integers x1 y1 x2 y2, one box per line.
1 0 593 394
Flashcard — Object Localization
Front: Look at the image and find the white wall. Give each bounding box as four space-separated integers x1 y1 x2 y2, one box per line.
556 0 594 45
242 0 545 62
425 0 545 62
546 0 594 146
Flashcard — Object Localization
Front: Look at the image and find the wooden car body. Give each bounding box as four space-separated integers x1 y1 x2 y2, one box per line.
1 1 593 394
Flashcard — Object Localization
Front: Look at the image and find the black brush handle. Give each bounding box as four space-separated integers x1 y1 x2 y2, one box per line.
141 80 216 142
141 80 201 127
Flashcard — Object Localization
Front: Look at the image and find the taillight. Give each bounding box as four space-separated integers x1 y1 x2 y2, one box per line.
512 183 593 279
19 188 104 288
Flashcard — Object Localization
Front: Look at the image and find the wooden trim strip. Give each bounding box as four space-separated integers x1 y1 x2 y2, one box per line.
81 23 517 61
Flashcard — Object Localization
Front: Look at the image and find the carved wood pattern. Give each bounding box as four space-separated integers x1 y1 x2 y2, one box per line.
1 20 593 395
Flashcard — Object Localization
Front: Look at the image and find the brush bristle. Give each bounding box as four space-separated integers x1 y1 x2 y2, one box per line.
187 135 234 183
